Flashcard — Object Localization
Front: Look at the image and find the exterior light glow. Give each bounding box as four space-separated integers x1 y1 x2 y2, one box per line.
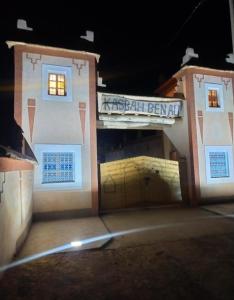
70 241 83 247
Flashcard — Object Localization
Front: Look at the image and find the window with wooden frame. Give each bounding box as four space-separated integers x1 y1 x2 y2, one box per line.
48 73 66 96
205 83 224 112
208 89 219 108
42 64 72 102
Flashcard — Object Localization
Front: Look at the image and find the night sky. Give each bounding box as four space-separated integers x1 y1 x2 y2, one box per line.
0 0 233 149
0 0 232 94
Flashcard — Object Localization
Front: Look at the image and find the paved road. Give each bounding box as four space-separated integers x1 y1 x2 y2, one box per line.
0 205 234 300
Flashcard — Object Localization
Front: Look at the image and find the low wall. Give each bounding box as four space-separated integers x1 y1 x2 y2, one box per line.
0 157 33 277
100 156 182 210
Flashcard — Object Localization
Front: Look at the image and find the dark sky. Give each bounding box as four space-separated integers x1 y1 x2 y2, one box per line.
0 0 233 96
0 0 232 149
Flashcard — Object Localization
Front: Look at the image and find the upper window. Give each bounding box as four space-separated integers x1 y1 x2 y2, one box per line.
205 146 234 184
34 144 82 190
48 73 66 96
205 83 224 112
42 64 72 102
208 90 219 108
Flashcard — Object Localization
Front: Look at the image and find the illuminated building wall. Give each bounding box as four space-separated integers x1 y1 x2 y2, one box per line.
100 156 182 210
0 157 33 276
157 66 234 204
9 41 99 218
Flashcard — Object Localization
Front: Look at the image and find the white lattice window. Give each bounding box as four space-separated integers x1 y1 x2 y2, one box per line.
42 64 72 102
42 152 74 183
209 152 229 178
205 146 234 184
34 144 82 190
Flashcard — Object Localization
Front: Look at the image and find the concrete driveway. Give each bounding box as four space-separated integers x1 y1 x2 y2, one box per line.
17 204 234 259
18 217 110 259
101 205 234 249
2 203 234 300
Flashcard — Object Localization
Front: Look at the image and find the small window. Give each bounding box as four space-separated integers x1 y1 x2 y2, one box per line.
208 89 219 108
205 146 234 183
48 73 66 96
209 152 229 178
42 64 72 102
34 144 82 190
205 83 224 112
43 152 74 183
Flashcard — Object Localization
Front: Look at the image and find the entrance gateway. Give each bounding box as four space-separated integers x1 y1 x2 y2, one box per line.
9 41 234 219
96 92 187 210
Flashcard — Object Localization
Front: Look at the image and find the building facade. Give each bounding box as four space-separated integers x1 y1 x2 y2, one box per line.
8 41 99 219
157 66 234 205
5 41 234 217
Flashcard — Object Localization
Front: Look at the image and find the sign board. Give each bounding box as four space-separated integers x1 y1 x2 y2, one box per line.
98 93 183 118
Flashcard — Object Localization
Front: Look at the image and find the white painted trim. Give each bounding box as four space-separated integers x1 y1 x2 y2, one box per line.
6 40 100 61
42 64 72 102
34 144 82 190
205 145 234 184
173 65 234 80
205 82 224 112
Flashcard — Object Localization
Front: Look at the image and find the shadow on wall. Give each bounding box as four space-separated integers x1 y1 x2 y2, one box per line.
101 171 175 210
100 157 182 210
123 172 174 208
142 171 173 204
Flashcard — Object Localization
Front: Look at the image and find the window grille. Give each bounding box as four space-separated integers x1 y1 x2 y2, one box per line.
42 152 74 183
209 152 229 178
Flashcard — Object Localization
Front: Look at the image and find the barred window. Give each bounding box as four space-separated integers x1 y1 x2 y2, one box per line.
48 73 66 96
205 146 234 184
42 152 74 183
209 152 229 178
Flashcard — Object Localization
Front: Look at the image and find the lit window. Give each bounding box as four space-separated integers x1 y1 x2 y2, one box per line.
48 73 66 96
43 152 74 183
205 146 234 183
208 89 219 108
42 64 72 101
205 83 224 112
34 144 82 190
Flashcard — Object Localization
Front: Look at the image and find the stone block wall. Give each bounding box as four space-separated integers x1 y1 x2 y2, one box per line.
100 156 182 210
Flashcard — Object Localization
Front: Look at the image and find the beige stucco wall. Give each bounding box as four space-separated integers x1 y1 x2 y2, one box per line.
163 99 192 187
100 156 181 210
33 190 92 213
22 54 90 145
21 52 93 213
163 99 190 157
0 169 33 275
193 74 234 199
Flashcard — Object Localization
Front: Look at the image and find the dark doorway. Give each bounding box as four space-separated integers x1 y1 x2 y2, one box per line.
97 129 164 164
